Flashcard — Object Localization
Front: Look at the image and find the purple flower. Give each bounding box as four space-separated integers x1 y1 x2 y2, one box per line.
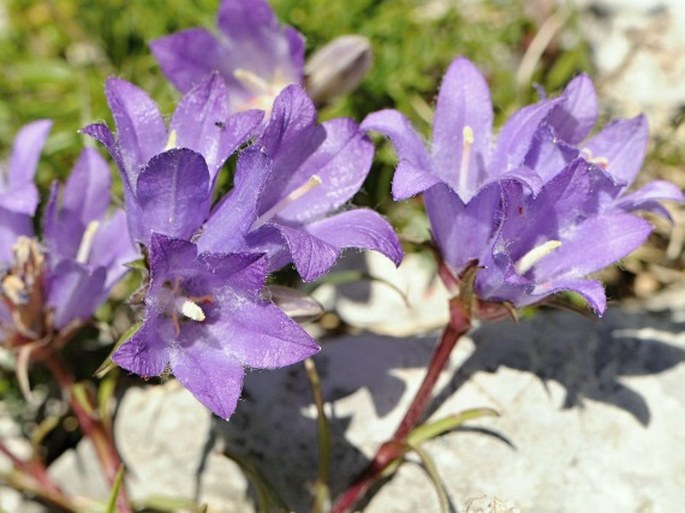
150 0 304 113
112 234 319 419
528 74 683 218
1 136 137 349
0 120 51 263
82 73 263 246
43 149 138 329
197 85 402 281
363 56 683 314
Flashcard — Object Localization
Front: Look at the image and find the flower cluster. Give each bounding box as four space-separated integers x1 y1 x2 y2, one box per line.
80 0 401 419
364 57 683 315
0 121 137 389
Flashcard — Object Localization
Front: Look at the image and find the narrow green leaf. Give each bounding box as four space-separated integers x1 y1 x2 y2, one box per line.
407 408 499 446
407 444 450 513
104 465 126 513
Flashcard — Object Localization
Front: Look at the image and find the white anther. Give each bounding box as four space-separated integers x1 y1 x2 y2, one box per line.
515 240 562 275
176 297 206 322
76 220 100 264
458 125 475 193
251 175 323 230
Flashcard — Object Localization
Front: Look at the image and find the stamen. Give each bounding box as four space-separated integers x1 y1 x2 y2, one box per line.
458 125 475 193
234 68 271 95
164 130 178 151
251 175 323 230
76 220 100 264
581 148 609 170
175 297 206 322
515 240 562 275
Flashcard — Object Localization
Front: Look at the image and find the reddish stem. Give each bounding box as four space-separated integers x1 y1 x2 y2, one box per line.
331 298 471 513
44 354 131 513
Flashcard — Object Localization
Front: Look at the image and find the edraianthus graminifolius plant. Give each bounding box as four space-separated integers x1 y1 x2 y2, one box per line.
363 56 683 315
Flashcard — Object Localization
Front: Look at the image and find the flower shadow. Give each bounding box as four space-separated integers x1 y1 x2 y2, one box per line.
430 307 685 426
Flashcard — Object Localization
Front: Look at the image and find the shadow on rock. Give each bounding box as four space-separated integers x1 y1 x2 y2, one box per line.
430 308 685 426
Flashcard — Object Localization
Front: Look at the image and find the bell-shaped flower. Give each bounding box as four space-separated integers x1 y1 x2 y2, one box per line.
197 85 402 281
82 73 263 246
42 148 138 329
0 120 52 263
526 74 684 216
112 234 319 419
361 57 558 289
150 0 304 113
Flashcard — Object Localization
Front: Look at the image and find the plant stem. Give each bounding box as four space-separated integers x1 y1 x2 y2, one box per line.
43 354 131 513
331 298 471 513
305 358 331 513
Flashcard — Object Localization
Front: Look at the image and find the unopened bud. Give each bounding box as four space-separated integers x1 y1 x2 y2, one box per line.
305 35 373 106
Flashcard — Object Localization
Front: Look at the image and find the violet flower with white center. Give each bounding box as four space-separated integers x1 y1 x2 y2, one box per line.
82 72 263 246
363 56 683 314
150 0 304 113
197 84 402 281
112 233 319 420
0 120 52 263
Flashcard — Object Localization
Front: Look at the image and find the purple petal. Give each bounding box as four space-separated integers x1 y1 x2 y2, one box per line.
207 300 319 369
0 209 33 262
90 210 138 289
198 251 268 298
0 183 39 216
170 73 263 182
532 213 652 281
431 57 493 197
113 320 168 377
500 159 621 258
46 260 107 329
216 0 304 84
270 222 338 281
258 85 324 201
8 119 52 190
80 123 132 192
612 180 684 220
105 77 167 184
523 123 580 182
545 74 598 144
170 339 245 420
151 28 224 93
305 208 403 266
583 115 648 186
135 149 211 245
527 278 607 314
489 97 563 177
424 182 502 273
198 146 272 253
63 148 112 224
361 109 436 200
1 120 51 215
273 118 374 224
